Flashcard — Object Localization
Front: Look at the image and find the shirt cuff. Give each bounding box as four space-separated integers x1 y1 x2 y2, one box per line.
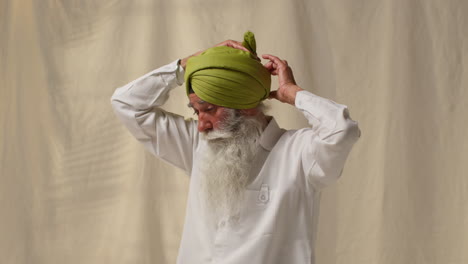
296 90 345 116
295 90 344 133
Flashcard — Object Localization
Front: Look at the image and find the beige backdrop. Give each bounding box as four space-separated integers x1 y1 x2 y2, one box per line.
1 0 467 263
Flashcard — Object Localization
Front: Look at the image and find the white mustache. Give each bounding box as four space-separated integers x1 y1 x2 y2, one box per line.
202 129 234 141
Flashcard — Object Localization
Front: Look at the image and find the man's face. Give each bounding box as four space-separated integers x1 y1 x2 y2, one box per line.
188 93 231 133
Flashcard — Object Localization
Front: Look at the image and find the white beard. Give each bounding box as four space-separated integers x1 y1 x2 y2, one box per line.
198 110 265 219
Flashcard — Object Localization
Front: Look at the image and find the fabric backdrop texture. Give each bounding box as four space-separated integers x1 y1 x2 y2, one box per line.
1 0 467 263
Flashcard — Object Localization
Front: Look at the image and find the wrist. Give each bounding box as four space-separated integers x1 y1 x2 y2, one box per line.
180 56 190 70
180 50 204 70
285 85 303 105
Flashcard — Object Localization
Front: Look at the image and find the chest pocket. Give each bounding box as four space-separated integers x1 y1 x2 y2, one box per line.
234 184 276 239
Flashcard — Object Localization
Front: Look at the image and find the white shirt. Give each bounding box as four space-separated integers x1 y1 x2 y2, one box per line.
111 60 360 264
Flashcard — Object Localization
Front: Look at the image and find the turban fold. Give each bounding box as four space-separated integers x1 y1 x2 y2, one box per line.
184 31 271 109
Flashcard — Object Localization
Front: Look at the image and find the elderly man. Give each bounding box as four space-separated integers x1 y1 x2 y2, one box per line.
111 32 360 264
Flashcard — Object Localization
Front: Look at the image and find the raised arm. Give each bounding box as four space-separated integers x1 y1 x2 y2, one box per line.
111 40 256 173
262 54 361 188
110 60 197 173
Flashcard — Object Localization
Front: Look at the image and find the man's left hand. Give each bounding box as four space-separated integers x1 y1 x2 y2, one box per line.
262 54 303 105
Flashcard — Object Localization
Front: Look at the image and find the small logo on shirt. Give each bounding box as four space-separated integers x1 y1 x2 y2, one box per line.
258 184 269 203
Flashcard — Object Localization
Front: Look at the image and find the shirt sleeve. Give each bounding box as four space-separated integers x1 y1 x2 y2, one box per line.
294 90 361 188
110 60 197 174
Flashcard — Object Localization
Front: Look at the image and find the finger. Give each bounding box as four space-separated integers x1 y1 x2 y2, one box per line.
227 42 249 52
226 41 261 61
217 40 242 47
262 54 276 59
219 40 250 52
264 63 279 75
263 61 274 70
262 54 286 67
262 54 281 62
263 61 272 67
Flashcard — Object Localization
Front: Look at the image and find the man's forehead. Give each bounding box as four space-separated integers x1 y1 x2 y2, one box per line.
188 93 214 108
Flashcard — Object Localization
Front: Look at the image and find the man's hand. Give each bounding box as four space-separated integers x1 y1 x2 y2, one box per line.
262 54 303 105
180 40 259 70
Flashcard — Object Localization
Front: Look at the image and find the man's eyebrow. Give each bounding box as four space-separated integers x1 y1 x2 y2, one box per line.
187 100 206 108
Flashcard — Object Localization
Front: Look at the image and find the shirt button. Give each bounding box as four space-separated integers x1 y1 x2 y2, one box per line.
219 221 226 228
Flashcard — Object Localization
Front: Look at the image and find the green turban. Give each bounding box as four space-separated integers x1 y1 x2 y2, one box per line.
184 31 271 109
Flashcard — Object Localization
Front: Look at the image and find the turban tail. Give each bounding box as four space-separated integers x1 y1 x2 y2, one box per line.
184 31 271 109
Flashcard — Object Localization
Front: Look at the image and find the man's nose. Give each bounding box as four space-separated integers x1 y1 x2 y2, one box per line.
197 116 213 132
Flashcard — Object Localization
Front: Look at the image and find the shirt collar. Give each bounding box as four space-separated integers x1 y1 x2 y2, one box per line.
259 117 285 151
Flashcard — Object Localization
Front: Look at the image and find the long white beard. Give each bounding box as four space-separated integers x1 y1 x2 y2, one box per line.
198 110 265 218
